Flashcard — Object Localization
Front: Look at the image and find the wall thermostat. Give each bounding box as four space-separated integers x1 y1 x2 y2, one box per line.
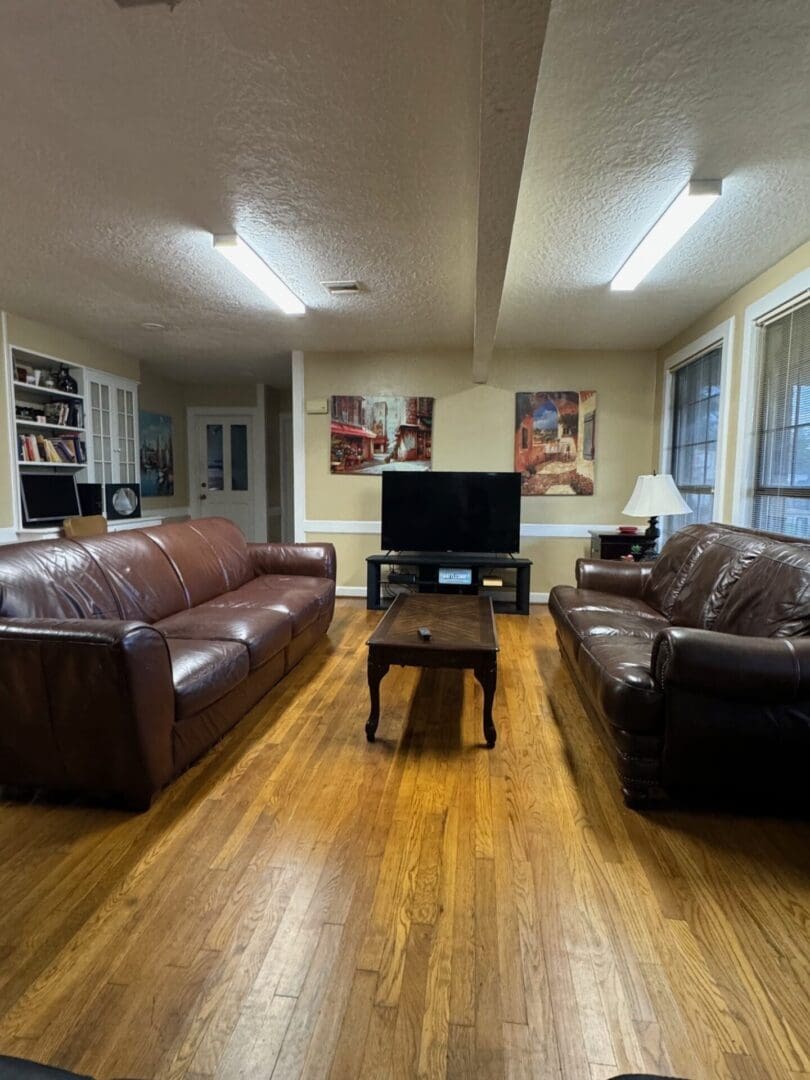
305 398 329 414
438 567 473 585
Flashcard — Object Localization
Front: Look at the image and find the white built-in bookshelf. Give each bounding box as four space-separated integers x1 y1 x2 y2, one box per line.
6 343 141 533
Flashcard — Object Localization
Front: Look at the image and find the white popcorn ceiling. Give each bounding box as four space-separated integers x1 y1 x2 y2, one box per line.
498 0 810 350
0 0 808 381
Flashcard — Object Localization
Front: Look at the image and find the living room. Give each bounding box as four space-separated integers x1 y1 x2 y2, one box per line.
0 2 808 1079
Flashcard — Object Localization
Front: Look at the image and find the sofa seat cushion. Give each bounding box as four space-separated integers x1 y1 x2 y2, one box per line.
167 638 250 719
577 636 664 734
567 607 668 643
550 585 664 621
156 604 291 670
550 584 664 660
237 574 336 634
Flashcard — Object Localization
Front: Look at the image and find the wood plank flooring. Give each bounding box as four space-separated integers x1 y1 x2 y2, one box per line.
0 599 808 1079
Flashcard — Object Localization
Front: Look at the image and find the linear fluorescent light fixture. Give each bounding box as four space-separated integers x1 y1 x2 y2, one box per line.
212 234 306 315
610 179 722 291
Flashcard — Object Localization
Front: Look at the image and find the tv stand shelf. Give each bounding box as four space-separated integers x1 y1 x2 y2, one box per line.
366 552 532 615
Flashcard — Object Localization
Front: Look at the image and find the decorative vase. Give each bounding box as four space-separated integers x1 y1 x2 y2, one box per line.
57 365 78 394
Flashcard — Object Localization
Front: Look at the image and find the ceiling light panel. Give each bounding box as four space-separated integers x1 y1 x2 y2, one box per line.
610 180 722 292
212 234 306 316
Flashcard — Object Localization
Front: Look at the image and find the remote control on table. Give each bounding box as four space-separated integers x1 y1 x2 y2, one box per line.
417 626 431 640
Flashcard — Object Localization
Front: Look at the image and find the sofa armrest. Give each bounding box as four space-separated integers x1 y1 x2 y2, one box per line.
0 618 175 808
652 626 810 703
248 542 336 581
575 558 653 599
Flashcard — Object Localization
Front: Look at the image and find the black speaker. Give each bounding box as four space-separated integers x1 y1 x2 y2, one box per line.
105 482 141 521
76 482 103 517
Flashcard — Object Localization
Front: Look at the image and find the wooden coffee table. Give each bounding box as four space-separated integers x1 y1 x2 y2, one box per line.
365 593 499 747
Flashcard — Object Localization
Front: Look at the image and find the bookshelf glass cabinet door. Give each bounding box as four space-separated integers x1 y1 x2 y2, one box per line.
85 371 139 486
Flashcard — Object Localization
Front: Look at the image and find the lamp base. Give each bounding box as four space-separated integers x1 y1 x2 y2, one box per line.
643 515 660 559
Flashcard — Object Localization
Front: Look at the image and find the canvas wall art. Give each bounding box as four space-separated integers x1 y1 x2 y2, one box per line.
139 411 175 496
514 391 596 495
330 396 433 474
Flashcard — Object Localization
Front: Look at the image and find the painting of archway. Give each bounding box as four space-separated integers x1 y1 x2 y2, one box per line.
514 391 596 495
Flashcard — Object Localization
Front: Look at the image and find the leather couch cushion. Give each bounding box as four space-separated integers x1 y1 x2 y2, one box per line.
577 636 664 734
77 531 187 623
187 518 254 591
669 529 777 629
0 539 120 620
156 603 291 669
642 523 723 617
550 584 664 658
714 542 810 637
229 574 336 634
167 638 250 718
566 607 668 643
144 518 251 608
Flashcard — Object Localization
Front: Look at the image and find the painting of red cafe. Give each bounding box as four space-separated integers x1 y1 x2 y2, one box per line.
330 395 433 474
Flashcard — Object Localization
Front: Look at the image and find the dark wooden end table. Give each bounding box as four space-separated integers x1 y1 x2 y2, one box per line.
365 594 499 748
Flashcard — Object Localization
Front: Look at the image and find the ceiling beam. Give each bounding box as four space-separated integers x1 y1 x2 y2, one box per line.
472 0 551 383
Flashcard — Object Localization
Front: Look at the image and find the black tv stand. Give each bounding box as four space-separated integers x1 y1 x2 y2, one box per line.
366 551 532 615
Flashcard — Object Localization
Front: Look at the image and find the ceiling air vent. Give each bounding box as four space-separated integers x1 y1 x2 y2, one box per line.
321 280 362 296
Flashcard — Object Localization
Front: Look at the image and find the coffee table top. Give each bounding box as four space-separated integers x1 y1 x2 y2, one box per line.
367 594 498 653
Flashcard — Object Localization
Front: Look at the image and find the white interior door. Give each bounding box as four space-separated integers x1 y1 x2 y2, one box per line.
193 414 255 538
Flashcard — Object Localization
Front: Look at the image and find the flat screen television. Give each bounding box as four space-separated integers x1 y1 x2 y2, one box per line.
381 471 521 553
20 473 81 526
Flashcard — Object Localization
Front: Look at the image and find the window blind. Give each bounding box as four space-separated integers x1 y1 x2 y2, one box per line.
667 346 722 534
753 301 810 537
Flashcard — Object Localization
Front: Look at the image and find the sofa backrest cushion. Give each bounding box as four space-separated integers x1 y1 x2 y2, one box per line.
187 518 253 591
642 524 723 618
0 539 121 619
714 542 810 637
77 531 188 623
669 528 778 629
143 517 252 608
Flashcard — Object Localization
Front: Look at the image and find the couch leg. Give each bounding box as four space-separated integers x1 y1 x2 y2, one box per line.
622 785 652 810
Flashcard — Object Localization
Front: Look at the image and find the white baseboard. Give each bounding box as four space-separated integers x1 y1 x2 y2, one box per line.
530 592 550 604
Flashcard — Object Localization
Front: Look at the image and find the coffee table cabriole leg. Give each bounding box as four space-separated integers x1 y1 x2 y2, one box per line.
475 659 498 748
366 656 390 742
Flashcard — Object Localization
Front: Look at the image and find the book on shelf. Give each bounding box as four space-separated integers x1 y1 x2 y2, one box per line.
17 433 86 464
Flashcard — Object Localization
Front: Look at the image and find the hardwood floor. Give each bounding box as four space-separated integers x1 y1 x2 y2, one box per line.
0 599 808 1079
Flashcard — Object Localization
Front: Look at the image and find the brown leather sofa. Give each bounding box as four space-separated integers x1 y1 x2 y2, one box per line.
549 523 810 808
0 517 336 809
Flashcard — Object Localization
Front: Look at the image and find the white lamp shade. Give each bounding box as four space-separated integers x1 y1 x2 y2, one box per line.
623 473 692 518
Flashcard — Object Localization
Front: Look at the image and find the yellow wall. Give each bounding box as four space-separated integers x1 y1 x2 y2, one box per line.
139 364 189 512
654 239 810 518
303 348 657 594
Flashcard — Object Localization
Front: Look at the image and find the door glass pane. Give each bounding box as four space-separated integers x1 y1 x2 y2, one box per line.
207 425 224 491
231 424 248 491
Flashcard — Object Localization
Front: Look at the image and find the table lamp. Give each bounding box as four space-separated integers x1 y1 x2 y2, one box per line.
622 472 692 556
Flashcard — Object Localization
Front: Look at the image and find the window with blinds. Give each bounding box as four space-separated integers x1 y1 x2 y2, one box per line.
668 346 722 534
753 301 810 537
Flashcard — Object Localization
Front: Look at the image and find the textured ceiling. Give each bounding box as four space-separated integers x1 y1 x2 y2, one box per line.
0 0 481 379
0 1 809 377
497 0 810 350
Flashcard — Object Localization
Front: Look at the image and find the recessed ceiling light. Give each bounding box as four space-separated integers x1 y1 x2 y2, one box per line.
213 234 306 316
610 179 722 292
141 321 166 331
322 280 362 295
